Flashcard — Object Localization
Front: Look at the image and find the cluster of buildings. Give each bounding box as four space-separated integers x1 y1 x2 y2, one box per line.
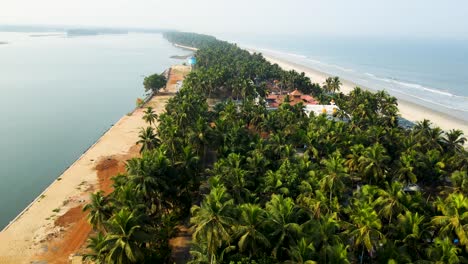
265 89 339 117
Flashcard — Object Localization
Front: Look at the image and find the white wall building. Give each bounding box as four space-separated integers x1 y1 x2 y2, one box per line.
304 104 339 117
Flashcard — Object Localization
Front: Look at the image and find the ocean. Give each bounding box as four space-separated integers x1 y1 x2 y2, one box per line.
0 32 183 229
222 34 468 122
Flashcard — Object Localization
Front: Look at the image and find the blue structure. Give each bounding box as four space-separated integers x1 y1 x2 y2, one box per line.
188 56 197 66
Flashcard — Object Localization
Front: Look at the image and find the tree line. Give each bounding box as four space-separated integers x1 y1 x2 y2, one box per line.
82 32 468 263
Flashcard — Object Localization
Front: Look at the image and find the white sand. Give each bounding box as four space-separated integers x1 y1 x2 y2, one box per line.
0 65 191 263
261 54 468 136
174 43 198 51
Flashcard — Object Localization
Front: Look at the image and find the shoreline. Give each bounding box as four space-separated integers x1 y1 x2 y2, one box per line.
0 65 191 263
170 41 468 135
173 43 198 51
258 51 468 136
0 88 156 233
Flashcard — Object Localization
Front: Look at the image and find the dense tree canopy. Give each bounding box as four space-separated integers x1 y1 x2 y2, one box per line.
84 32 468 263
163 31 219 49
143 73 167 93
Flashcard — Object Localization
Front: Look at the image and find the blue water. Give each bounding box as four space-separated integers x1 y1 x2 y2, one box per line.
0 32 183 228
221 33 468 122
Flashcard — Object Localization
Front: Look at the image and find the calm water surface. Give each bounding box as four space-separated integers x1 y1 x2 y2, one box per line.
0 32 182 228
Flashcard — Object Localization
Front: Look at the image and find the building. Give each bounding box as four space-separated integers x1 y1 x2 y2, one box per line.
303 104 339 117
266 89 318 108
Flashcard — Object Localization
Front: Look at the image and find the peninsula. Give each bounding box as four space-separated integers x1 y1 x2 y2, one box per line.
1 31 467 264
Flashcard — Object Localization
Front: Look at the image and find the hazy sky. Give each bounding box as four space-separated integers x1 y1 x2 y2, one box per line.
2 0 468 38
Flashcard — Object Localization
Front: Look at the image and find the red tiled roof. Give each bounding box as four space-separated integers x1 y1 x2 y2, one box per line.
266 92 319 108
301 95 318 105
290 89 303 96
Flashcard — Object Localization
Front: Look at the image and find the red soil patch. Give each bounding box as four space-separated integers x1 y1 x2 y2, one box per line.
96 157 123 195
36 145 141 263
37 206 91 264
167 68 186 85
55 206 85 228
96 145 141 194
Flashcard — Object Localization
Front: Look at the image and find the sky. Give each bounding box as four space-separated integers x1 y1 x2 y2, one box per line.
1 0 468 39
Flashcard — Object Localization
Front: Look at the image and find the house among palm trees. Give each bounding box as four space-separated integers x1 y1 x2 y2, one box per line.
303 104 340 117
303 99 340 117
266 89 318 108
265 89 339 116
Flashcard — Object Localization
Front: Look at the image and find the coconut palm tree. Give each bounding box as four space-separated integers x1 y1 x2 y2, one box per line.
395 150 418 184
143 107 158 128
285 237 317 264
319 154 349 203
357 143 390 185
102 209 150 263
324 243 350 264
191 185 236 264
345 144 365 176
432 193 468 250
300 212 343 263
83 232 107 263
233 204 270 257
346 202 385 262
394 211 430 260
137 127 160 153
214 153 250 203
83 191 112 230
126 149 172 213
443 129 467 154
426 237 463 264
157 115 179 159
323 77 334 94
450 170 468 194
331 76 342 93
374 181 411 224
265 194 302 258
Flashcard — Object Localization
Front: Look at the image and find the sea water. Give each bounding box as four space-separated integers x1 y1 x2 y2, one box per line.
223 33 468 122
0 32 183 229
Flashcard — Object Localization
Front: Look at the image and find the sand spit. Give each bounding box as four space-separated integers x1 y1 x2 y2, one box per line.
174 43 198 51
0 65 191 263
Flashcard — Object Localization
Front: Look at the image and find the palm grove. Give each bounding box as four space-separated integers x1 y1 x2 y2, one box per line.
83 32 468 263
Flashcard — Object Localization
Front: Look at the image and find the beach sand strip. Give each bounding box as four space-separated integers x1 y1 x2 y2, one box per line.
261 54 468 136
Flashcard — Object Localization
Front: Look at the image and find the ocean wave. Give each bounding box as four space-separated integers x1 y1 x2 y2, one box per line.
376 77 466 99
286 52 307 59
385 86 468 112
302 57 354 73
244 44 468 112
331 64 354 72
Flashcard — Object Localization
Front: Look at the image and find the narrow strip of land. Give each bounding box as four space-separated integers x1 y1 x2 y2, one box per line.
0 65 191 264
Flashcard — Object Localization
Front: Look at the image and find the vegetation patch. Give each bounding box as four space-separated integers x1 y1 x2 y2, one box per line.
81 32 468 264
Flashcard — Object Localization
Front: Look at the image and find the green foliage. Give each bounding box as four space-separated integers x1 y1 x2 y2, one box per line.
84 31 468 263
163 31 219 49
165 31 323 100
143 73 166 93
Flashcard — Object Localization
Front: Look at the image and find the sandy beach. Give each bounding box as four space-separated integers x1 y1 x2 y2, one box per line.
260 53 468 136
174 43 198 51
0 65 191 264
